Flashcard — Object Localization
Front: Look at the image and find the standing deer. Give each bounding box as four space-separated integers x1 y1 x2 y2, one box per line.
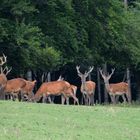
0 54 11 99
99 68 131 104
76 66 96 105
57 76 79 105
4 78 27 101
30 80 71 104
61 84 79 105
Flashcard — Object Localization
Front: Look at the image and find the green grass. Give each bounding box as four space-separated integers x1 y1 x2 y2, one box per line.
0 101 140 140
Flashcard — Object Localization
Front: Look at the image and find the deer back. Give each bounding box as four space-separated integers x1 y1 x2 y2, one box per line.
5 78 26 93
109 82 128 93
33 80 70 101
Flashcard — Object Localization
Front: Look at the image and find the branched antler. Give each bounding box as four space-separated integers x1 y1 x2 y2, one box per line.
0 54 7 66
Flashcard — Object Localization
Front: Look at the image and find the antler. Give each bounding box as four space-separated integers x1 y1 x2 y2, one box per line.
4 66 12 75
85 66 94 75
107 68 115 79
76 66 82 75
0 54 7 66
99 68 104 77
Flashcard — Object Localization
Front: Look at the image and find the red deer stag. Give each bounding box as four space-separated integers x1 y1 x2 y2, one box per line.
76 66 96 105
30 80 74 104
0 54 11 99
99 68 131 104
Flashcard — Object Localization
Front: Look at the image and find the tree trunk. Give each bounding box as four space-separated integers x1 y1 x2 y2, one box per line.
135 72 140 102
124 0 128 9
26 69 32 81
88 73 91 81
103 63 108 103
127 68 132 102
97 67 101 104
47 72 51 82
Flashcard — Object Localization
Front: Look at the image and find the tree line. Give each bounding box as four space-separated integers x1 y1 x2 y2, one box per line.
0 0 140 100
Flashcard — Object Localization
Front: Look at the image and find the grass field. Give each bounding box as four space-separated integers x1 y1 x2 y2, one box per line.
0 101 140 140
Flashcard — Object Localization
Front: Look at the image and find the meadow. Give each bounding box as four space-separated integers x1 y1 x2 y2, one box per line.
0 101 140 140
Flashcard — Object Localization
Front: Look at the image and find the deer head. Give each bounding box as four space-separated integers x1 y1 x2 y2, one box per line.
76 66 94 82
99 68 115 83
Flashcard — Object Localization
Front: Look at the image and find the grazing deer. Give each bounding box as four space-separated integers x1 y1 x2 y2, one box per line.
76 66 96 105
22 80 37 101
30 80 71 103
99 68 131 104
4 78 36 101
0 54 11 99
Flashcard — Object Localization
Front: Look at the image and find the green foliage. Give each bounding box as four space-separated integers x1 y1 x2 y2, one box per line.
0 0 140 75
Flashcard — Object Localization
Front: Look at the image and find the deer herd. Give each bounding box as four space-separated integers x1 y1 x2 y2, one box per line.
0 54 131 105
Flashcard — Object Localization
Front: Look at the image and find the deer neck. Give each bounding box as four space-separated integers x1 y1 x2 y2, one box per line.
104 80 111 92
81 79 87 92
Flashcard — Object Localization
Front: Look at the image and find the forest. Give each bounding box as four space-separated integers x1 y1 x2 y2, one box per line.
0 0 140 103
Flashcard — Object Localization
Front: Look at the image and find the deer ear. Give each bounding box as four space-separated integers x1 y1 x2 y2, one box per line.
33 80 37 83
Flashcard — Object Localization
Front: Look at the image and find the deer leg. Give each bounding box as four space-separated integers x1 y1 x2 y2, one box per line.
71 94 79 105
122 94 126 103
0 87 5 100
81 95 84 105
83 93 87 105
110 95 116 104
27 91 34 101
90 94 94 106
18 91 23 102
42 94 46 103
48 96 52 103
86 95 90 106
11 93 16 101
61 95 66 105
66 97 69 105
85 95 89 105
115 95 119 103
13 95 17 101
51 95 55 103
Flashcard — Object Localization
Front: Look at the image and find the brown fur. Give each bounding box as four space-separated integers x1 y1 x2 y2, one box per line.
0 74 7 99
108 82 128 94
64 85 77 97
0 74 7 89
4 78 26 93
4 78 26 100
105 82 131 103
22 80 36 98
33 80 71 102
63 85 79 104
81 81 96 95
